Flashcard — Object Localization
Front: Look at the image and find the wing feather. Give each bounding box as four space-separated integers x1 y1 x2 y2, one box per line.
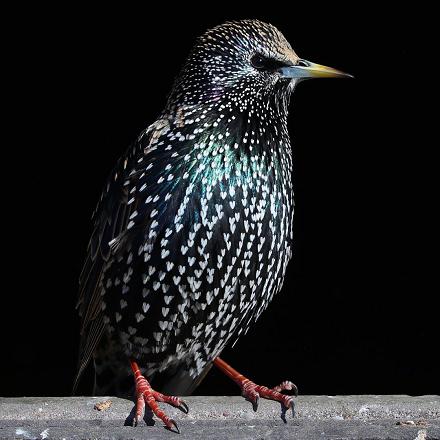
73 119 169 392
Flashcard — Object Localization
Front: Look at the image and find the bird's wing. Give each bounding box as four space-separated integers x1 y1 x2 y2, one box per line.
73 118 170 392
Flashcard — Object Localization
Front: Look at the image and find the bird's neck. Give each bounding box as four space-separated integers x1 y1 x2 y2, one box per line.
162 98 293 189
165 93 292 153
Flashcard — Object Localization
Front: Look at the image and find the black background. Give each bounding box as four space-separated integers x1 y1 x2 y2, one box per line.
3 3 437 398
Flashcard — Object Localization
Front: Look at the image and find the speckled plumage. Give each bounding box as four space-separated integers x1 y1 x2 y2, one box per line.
75 20 305 395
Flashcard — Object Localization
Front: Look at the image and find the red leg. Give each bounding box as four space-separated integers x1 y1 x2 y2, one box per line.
213 357 297 413
130 360 188 432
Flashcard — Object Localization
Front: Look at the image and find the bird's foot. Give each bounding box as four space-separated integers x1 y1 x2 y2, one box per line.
240 378 297 412
213 357 298 414
130 360 188 433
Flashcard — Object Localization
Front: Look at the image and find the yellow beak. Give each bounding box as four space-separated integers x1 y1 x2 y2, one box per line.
279 59 353 79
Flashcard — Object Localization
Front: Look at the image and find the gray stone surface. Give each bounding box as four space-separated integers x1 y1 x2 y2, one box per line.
0 395 439 439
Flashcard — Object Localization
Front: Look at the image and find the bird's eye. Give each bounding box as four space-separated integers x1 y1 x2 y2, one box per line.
251 54 291 71
251 54 268 70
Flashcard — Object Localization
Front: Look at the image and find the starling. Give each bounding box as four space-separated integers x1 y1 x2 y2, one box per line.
74 19 351 431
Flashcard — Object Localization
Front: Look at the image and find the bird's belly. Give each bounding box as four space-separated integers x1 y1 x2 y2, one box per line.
101 180 293 378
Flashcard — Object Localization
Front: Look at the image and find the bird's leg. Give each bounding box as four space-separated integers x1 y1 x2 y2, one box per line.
213 357 298 414
130 360 188 432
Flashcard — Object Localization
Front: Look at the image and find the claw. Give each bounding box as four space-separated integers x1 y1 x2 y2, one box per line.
168 419 180 434
252 394 259 412
179 400 189 414
292 384 299 397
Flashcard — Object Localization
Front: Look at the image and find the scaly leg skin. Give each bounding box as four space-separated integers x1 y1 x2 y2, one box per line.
213 357 298 417
130 360 188 433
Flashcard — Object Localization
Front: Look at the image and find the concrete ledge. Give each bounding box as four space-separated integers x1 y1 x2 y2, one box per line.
1 396 439 439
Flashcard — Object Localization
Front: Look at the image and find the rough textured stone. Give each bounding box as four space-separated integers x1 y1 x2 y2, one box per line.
1 395 439 439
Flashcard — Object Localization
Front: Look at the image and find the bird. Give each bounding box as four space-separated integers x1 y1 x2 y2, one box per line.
74 19 351 432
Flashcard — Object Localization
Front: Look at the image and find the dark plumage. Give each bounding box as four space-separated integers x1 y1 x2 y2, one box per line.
74 19 350 403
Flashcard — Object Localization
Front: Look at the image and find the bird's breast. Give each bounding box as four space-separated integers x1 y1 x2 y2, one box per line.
101 127 294 378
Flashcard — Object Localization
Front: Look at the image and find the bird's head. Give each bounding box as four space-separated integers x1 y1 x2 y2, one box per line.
167 19 351 113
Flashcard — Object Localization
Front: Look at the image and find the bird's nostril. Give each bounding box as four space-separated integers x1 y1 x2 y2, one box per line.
297 60 309 67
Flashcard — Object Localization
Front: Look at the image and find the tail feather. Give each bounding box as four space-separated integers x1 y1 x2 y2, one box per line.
156 363 213 396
